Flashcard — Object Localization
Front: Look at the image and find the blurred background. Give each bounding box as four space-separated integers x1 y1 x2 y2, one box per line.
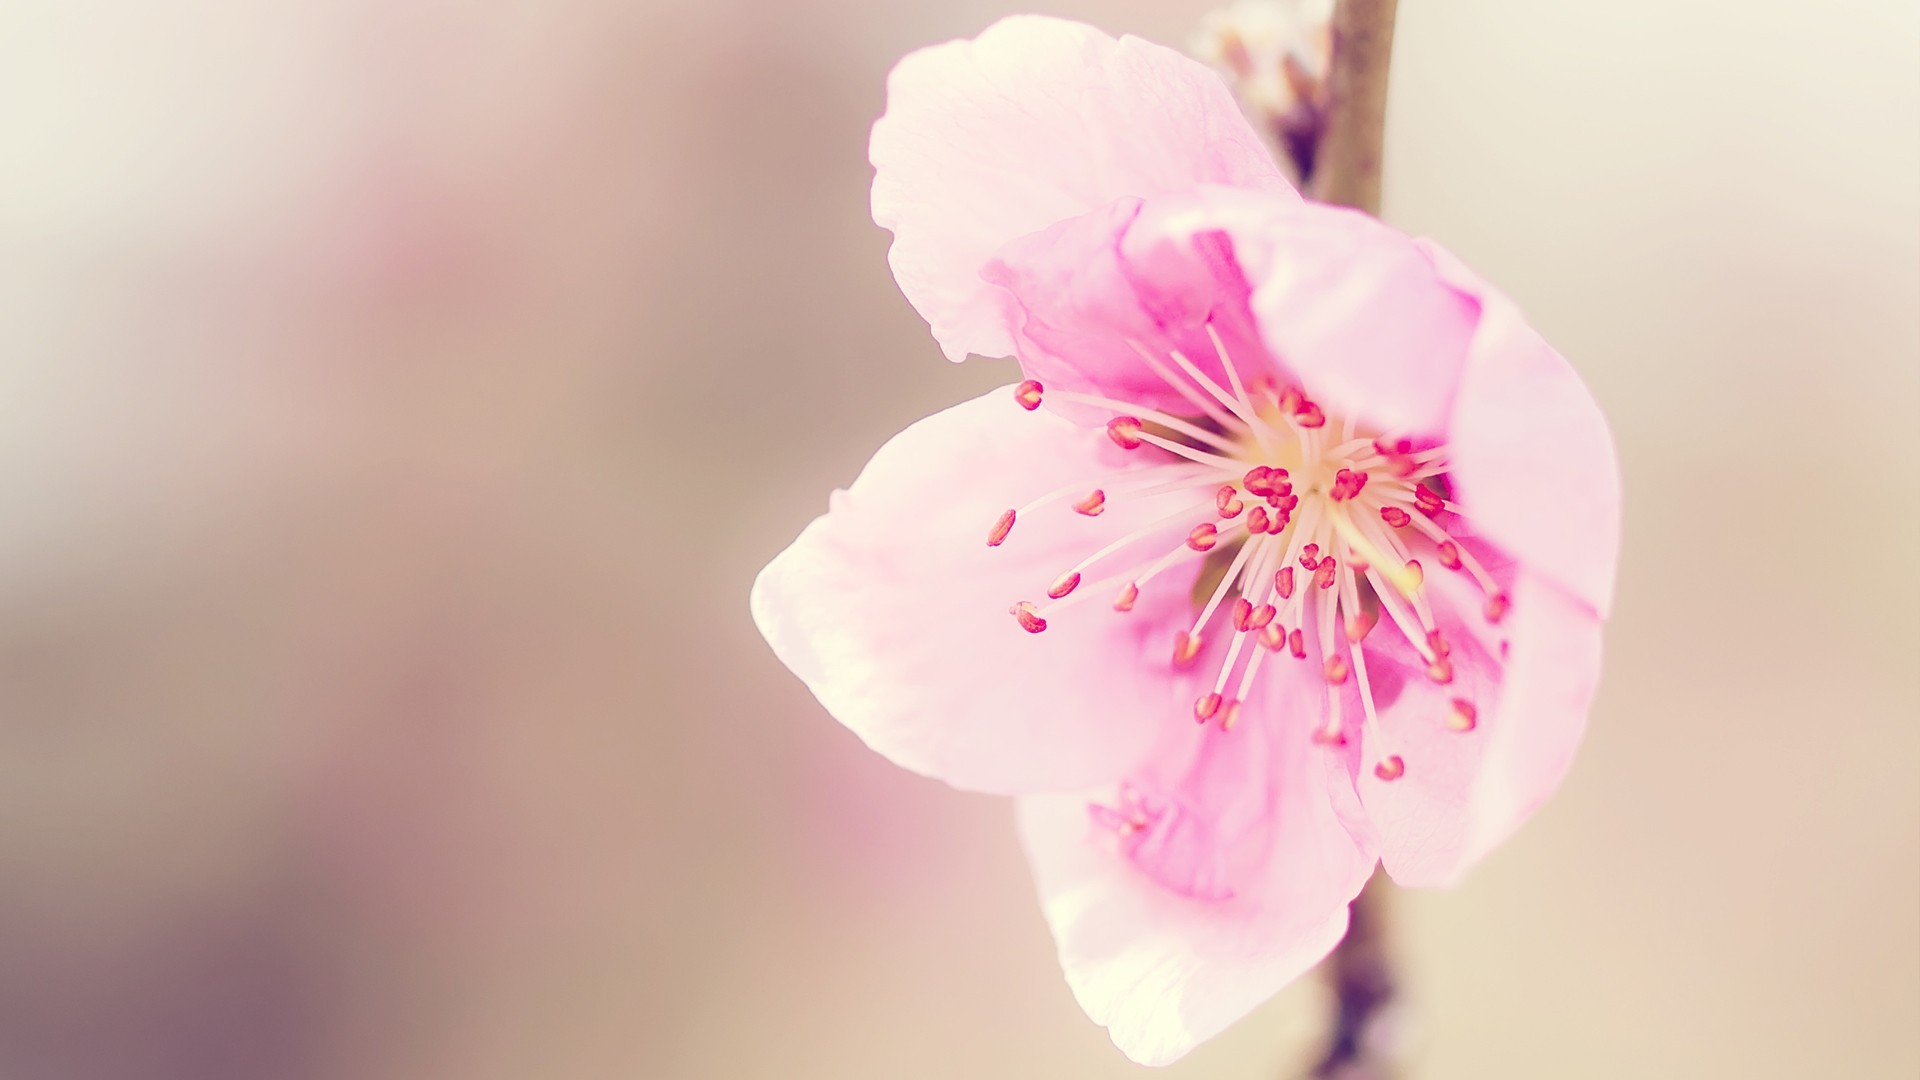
2 0 1916 1077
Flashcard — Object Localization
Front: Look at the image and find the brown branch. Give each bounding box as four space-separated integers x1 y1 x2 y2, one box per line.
1303 3 1403 1075
1305 0 1400 215
1308 878 1401 1078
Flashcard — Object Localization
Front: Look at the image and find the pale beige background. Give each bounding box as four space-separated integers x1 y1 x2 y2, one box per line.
1 1 1915 1078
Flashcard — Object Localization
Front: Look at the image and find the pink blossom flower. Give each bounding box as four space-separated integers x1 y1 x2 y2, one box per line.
751 15 1618 1066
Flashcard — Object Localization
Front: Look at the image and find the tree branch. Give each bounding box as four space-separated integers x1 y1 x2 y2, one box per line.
1303 3 1403 1075
1306 0 1399 215
1309 878 1401 1078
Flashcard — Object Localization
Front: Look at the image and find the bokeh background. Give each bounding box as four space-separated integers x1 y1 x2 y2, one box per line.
3 0 1916 1077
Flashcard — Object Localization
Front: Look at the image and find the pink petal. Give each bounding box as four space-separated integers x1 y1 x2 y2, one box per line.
982 194 1272 420
1016 660 1377 1065
1114 187 1475 436
1356 563 1603 887
1242 202 1479 437
751 385 1206 795
1348 554 1504 886
982 187 1476 436
1422 240 1622 617
871 15 1292 362
1460 569 1606 866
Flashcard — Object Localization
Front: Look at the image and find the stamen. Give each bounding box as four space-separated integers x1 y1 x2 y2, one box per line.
1485 592 1511 623
1166 347 1256 430
1220 700 1242 730
1137 431 1248 470
1315 556 1338 590
1367 524 1443 630
1327 508 1422 596
1014 380 1044 411
1209 629 1257 700
1244 465 1288 495
1364 439 1433 474
1187 531 1266 638
1047 571 1081 599
987 509 1016 547
1216 485 1244 518
1380 506 1411 528
1399 510 1504 596
1050 389 1245 453
1010 601 1047 633
1373 755 1406 781
998 463 1205 541
1338 560 1399 780
1446 699 1479 732
1106 416 1144 449
1226 643 1275 716
1187 523 1219 551
1125 339 1243 431
1005 463 1208 526
1194 692 1222 723
1129 538 1215 590
1207 536 1283 715
1232 597 1255 631
1316 562 1342 675
1172 630 1204 666
1061 503 1236 581
1033 508 1250 623
1202 322 1279 451
1363 566 1437 664
1113 582 1139 612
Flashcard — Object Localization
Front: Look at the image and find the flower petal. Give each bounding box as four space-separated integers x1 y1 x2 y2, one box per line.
982 195 1271 420
1242 202 1479 437
1348 553 1504 886
1461 569 1605 865
871 15 1292 362
982 187 1478 436
1422 240 1622 616
1017 658 1377 1065
1108 187 1476 435
752 385 1208 795
1356 563 1603 887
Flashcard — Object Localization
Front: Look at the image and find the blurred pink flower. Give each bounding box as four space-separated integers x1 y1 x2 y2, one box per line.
751 15 1618 1065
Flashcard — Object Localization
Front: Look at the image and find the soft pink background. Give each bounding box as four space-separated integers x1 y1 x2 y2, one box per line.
2 1 1915 1077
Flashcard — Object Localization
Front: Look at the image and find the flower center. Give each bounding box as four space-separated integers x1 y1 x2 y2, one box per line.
991 326 1508 782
